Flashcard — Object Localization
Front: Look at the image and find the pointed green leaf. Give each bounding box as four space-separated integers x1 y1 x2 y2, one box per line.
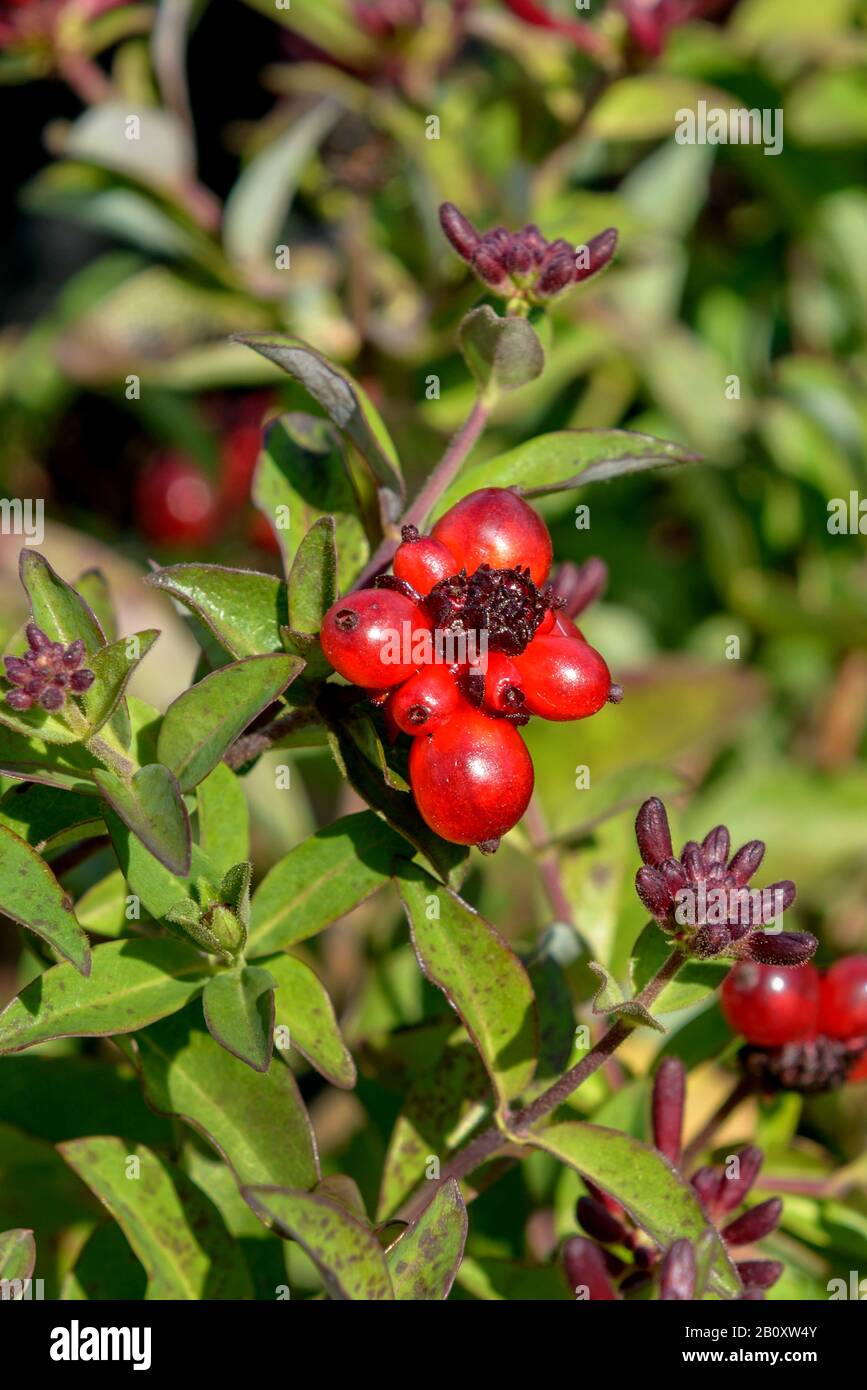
261 952 355 1089
74 567 117 642
103 808 221 922
236 333 403 503
459 306 545 395
196 763 250 874
253 412 369 587
395 861 537 1107
94 763 191 875
61 1222 146 1301
0 824 90 974
588 960 666 1032
19 548 105 652
456 1256 571 1300
82 629 159 736
243 1186 394 1300
0 939 210 1054
145 563 288 658
525 1121 740 1298
288 515 337 635
202 965 275 1072
74 868 137 939
434 429 699 515
0 1227 36 1286
631 922 727 1015
59 1138 253 1299
134 1004 319 1189
157 653 304 793
247 811 407 957
0 783 103 853
0 725 99 790
386 1179 467 1300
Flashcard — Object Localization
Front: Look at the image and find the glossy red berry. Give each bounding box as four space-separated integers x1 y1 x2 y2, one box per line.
849 1053 867 1082
431 487 553 586
550 611 584 640
321 589 432 689
721 961 821 1047
136 454 219 546
513 636 611 721
478 651 524 714
393 526 457 596
409 702 534 847
819 955 867 1041
389 665 459 734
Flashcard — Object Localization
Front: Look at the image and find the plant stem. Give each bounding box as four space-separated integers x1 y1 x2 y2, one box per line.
524 795 574 927
399 943 688 1222
353 395 491 590
680 1076 754 1170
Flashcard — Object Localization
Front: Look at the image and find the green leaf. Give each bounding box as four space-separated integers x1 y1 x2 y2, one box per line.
0 1054 173 1148
525 1121 740 1298
395 860 538 1108
74 567 117 642
253 412 370 588
548 765 690 845
235 333 403 504
288 515 337 635
386 1179 467 1300
377 1037 488 1220
19 548 105 653
0 782 104 853
458 306 545 396
133 1004 319 1190
0 725 99 791
588 960 666 1032
74 869 139 939
247 811 407 958
59 1137 253 1300
324 717 467 887
61 1222 146 1301
0 699 82 746
0 824 90 974
157 653 304 792
588 75 731 141
631 923 727 1015
456 1255 571 1301
145 563 288 658
196 763 250 874
0 1227 36 1287
94 763 191 876
82 629 159 736
223 99 340 280
0 939 210 1054
434 429 698 515
243 1186 394 1301
103 808 221 922
202 965 276 1072
260 952 355 1089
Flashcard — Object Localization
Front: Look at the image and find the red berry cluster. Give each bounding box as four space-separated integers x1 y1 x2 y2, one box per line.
439 202 618 305
562 1059 783 1300
320 487 619 850
3 623 94 713
633 797 817 966
722 956 867 1092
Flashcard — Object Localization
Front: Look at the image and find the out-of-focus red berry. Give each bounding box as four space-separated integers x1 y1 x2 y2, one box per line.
820 955 867 1041
721 961 822 1048
136 454 219 546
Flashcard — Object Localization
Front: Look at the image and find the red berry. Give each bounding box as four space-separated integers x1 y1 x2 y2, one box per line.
431 487 553 585
478 651 524 714
393 527 457 596
136 454 219 546
550 611 584 640
819 956 867 1041
321 589 432 689
848 1053 867 1083
513 636 610 721
721 961 821 1047
409 702 534 846
389 665 459 734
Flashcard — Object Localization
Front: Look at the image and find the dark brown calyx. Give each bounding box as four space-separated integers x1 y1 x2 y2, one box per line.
423 563 559 657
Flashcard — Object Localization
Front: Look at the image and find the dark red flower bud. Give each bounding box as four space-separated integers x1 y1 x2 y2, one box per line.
723 1197 782 1247
562 1236 618 1300
536 252 577 298
62 639 86 670
505 236 535 276
729 840 765 886
69 669 95 694
39 685 64 712
471 246 510 289
690 1166 720 1209
25 622 51 652
6 689 35 711
716 1145 763 1214
519 223 547 263
660 857 687 893
635 797 673 867
3 657 31 686
743 930 817 967
693 924 732 959
681 841 704 882
736 1259 783 1291
438 202 480 261
659 1238 696 1300
635 865 672 919
551 556 608 617
584 1181 625 1220
575 226 618 281
702 825 730 865
652 1056 685 1164
576 1195 629 1245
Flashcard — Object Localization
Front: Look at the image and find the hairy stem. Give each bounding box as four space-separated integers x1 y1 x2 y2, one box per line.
399 944 688 1221
681 1076 754 1170
353 395 491 589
